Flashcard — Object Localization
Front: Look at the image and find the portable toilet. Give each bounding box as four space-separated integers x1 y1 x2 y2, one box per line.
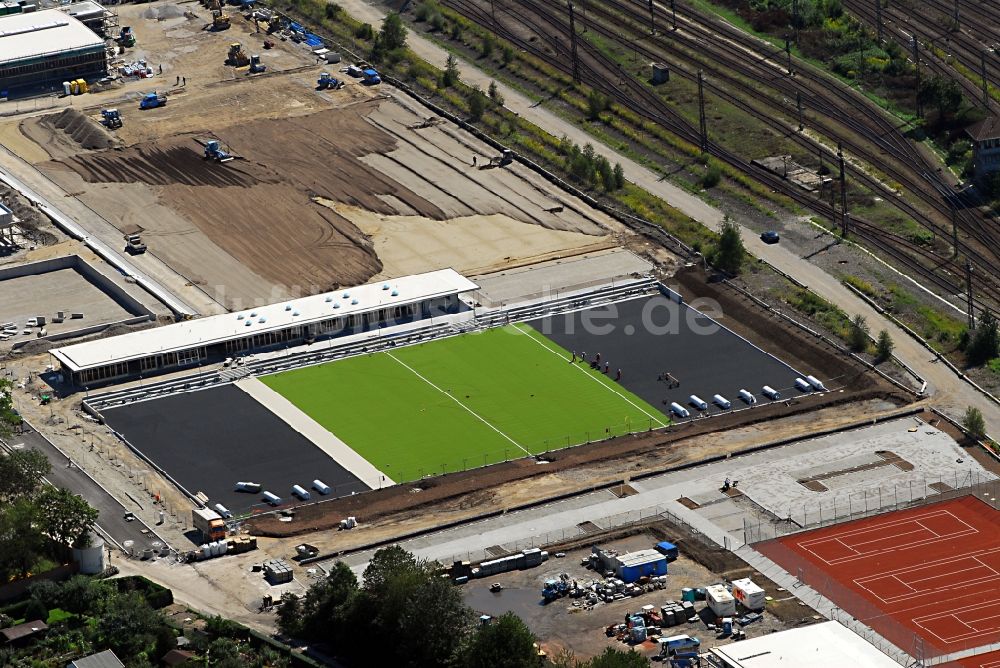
722 617 733 635
312 479 331 495
762 385 780 400
738 388 756 405
689 395 708 411
670 402 690 418
712 394 731 409
794 377 812 392
62 81 71 96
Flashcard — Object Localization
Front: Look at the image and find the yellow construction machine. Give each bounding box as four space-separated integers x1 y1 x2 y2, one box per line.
211 9 230 30
226 42 249 67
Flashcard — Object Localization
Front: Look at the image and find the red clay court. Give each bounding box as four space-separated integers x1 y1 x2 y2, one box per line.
943 650 1000 668
757 496 1000 658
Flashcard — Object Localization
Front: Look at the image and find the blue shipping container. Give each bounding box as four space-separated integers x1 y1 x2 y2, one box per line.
656 541 679 561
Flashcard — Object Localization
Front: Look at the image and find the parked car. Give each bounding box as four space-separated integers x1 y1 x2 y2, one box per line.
760 231 780 244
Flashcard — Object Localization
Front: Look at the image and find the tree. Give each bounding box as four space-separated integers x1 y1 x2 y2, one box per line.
276 593 303 638
399 576 471 667
714 216 745 274
299 562 358 642
918 76 963 122
363 546 419 595
874 330 894 363
0 499 45 579
848 313 870 353
468 85 488 122
584 647 649 668
488 80 503 106
23 598 47 623
613 163 625 189
963 406 987 440
587 89 607 121
461 612 537 668
0 447 50 503
442 53 460 87
501 45 514 66
480 33 495 58
379 12 407 51
35 487 98 548
967 310 1000 366
97 591 172 661
59 575 110 615
0 379 20 438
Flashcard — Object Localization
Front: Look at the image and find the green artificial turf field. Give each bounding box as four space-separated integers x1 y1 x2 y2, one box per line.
260 324 669 482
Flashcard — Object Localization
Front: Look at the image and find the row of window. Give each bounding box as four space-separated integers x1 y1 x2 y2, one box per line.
0 51 105 81
978 154 1000 167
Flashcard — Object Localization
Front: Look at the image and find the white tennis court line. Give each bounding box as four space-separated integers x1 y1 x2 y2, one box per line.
385 352 532 458
798 509 980 565
977 660 1000 668
914 600 1000 643
856 548 1000 604
511 323 669 428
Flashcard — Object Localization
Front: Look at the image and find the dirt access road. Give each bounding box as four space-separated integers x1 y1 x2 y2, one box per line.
338 0 1000 436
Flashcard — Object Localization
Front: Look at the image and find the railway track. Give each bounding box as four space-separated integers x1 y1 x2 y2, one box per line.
442 0 1000 310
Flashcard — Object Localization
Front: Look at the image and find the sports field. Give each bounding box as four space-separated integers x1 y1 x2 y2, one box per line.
757 496 1000 658
260 324 669 481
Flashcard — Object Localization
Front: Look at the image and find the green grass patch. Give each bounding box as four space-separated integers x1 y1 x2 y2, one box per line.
262 326 668 481
46 608 75 625
842 275 878 299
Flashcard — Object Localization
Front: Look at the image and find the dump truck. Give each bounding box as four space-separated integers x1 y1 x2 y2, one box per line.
101 109 122 129
192 507 226 541
139 92 166 110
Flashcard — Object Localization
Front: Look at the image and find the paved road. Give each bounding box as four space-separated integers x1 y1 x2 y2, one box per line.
337 0 998 435
3 425 164 554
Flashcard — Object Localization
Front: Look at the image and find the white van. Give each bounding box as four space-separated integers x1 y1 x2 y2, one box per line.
659 634 700 656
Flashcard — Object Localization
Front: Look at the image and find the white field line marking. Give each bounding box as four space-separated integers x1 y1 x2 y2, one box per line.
798 509 973 548
978 660 1000 668
915 519 943 538
914 602 1000 642
385 351 532 457
511 323 669 428
835 538 861 555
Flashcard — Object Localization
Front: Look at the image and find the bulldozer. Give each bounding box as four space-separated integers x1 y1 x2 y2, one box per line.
211 9 230 30
226 42 249 67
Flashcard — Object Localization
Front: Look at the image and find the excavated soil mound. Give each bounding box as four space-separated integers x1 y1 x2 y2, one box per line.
48 108 116 150
141 4 186 19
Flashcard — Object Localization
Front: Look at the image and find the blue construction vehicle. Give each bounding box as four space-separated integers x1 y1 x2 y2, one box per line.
203 140 235 163
118 26 135 48
139 92 166 110
101 109 122 129
317 72 341 89
362 68 381 85
541 579 568 602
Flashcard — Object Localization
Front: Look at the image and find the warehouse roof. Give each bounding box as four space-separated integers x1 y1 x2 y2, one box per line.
52 268 478 371
710 621 899 668
58 1 109 21
0 10 105 66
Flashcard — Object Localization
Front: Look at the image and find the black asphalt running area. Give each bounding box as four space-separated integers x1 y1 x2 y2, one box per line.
529 295 808 418
102 385 369 519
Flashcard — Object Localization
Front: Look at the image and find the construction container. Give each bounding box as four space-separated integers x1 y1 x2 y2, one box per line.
731 577 766 611
235 481 261 493
738 389 756 405
213 503 232 519
291 484 310 500
681 587 694 602
705 584 736 617
312 479 331 495
615 549 667 583
655 541 679 561
264 558 294 584
712 394 731 409
762 385 780 400
669 402 690 418
689 395 708 411
806 374 827 391
262 491 281 505
794 377 811 392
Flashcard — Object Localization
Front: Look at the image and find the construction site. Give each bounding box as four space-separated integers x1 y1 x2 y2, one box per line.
0 0 997 666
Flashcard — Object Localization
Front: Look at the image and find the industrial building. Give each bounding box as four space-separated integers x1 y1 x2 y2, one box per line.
51 269 478 387
56 0 117 37
0 9 107 94
709 621 900 668
591 546 668 583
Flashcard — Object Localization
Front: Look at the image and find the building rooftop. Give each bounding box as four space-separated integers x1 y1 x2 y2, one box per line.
68 649 126 668
52 268 478 371
57 1 109 21
709 621 899 668
0 10 105 67
0 619 47 643
616 549 665 567
967 115 1000 141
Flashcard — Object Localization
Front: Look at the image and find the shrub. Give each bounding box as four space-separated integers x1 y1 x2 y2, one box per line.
23 598 47 623
963 406 987 440
848 314 870 352
701 162 722 188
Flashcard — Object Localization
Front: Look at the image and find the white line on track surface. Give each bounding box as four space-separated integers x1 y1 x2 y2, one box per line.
385 351 532 457
512 323 669 428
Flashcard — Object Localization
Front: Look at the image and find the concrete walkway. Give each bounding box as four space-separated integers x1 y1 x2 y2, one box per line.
235 376 392 488
336 0 999 435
